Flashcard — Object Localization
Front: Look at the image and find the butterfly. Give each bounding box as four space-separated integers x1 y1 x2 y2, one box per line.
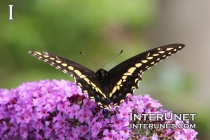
29 43 185 109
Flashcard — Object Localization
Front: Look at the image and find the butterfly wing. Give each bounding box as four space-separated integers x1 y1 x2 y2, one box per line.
108 44 185 107
28 51 106 107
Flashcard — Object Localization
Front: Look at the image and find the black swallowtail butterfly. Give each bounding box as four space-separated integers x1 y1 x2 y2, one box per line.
29 44 185 109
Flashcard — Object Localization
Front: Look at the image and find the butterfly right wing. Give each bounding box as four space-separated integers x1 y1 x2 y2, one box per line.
108 44 185 107
28 51 106 107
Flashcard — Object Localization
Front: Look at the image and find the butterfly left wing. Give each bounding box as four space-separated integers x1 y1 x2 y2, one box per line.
28 51 108 108
108 44 185 107
28 51 95 79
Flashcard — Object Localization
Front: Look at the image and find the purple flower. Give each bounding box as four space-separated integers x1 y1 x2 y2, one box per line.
91 122 102 137
0 80 198 139
102 129 116 140
78 108 92 123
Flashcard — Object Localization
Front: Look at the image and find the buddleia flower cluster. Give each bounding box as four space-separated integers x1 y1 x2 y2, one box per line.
0 80 198 140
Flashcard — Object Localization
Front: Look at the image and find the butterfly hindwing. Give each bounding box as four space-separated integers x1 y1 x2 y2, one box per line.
108 44 185 107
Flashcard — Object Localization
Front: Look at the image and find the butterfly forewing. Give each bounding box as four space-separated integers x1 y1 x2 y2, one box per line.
108 44 185 107
28 51 95 78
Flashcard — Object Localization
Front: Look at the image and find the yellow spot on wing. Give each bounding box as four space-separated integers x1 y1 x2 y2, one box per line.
77 82 82 87
90 96 95 101
127 67 136 73
74 70 82 76
62 63 67 67
153 54 159 56
131 86 136 90
97 102 102 106
120 99 124 103
166 48 173 51
158 51 165 54
95 87 101 92
135 63 142 67
90 82 106 98
126 93 132 97
104 105 109 109
68 66 74 70
124 72 132 76
56 60 61 63
84 78 90 83
141 60 148 63
90 82 96 87
36 52 42 55
117 79 122 85
110 86 117 97
135 78 139 83
43 55 49 57
63 70 67 73
122 76 127 80
147 57 153 60
79 75 86 78
50 57 55 60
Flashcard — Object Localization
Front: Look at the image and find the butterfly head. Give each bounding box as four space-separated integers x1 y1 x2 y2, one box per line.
95 69 109 83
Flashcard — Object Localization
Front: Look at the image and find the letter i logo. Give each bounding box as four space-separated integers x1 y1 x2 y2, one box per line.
8 5 14 20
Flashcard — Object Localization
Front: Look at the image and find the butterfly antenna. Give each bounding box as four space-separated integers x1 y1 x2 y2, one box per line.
80 52 101 69
102 50 123 68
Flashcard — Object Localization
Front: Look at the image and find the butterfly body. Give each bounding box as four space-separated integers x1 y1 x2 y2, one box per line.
29 44 185 109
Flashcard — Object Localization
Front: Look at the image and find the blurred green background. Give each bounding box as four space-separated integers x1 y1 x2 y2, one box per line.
1 1 209 139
